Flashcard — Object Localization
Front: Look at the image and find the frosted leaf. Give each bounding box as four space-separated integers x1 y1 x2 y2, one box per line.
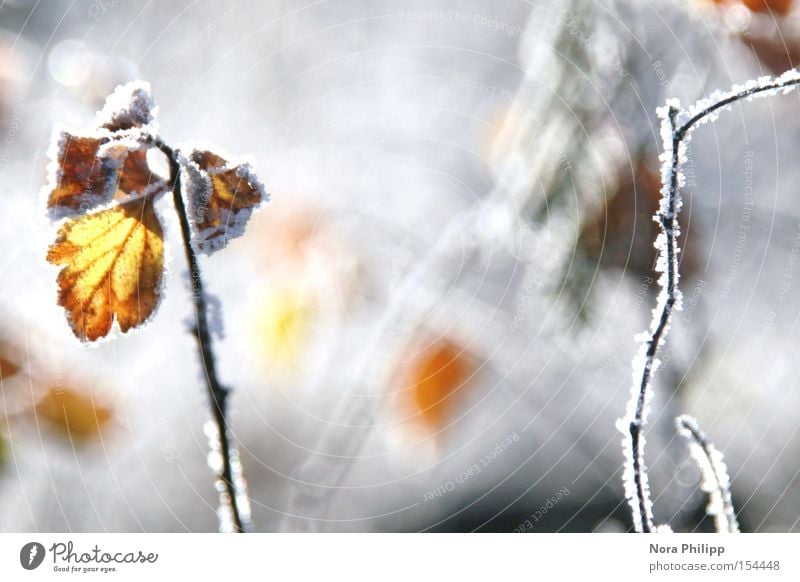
677 415 739 534
95 80 158 133
43 127 126 220
178 146 268 255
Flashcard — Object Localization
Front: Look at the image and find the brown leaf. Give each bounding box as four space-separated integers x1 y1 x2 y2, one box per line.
182 149 267 254
45 132 123 219
0 339 22 381
0 355 19 380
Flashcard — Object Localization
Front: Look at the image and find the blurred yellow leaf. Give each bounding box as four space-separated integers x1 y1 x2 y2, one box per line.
253 286 316 371
34 386 113 441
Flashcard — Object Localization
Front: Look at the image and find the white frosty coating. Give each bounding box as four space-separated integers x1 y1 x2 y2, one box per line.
204 418 252 532
682 69 800 139
677 415 739 534
95 80 158 133
177 145 269 256
620 69 800 534
618 101 682 533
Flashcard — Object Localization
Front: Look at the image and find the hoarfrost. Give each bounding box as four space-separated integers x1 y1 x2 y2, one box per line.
95 80 158 133
677 416 739 534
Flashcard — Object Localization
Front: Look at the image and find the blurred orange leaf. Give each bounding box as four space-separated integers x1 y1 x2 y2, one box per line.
34 386 113 441
742 0 793 15
399 338 476 431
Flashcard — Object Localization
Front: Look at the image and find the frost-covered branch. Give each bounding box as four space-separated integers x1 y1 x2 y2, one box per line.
620 69 800 533
677 415 739 534
156 139 251 533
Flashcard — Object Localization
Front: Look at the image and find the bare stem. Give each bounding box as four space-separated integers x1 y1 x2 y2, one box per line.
155 139 247 533
624 69 800 533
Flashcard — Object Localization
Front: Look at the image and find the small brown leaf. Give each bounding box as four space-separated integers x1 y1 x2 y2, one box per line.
0 339 22 381
0 355 19 380
181 149 267 254
45 131 123 219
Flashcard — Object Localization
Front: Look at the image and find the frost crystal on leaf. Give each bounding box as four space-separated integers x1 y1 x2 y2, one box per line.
178 147 268 255
43 129 125 220
95 80 158 133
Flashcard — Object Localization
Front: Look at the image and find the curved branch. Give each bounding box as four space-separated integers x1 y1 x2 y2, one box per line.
621 69 800 533
677 415 739 534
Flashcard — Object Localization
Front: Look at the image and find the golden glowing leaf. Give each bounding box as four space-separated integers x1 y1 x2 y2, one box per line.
182 149 267 254
34 386 113 441
47 194 165 341
399 338 476 431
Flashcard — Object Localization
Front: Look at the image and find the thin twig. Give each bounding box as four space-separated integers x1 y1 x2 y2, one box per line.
677 415 739 533
155 139 247 533
622 69 800 533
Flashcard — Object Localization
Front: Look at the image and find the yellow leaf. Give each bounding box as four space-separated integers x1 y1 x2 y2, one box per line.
35 386 113 441
47 194 165 341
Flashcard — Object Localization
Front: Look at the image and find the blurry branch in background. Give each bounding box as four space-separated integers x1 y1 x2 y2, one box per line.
42 82 269 532
676 415 739 533
280 1 595 531
620 69 800 533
